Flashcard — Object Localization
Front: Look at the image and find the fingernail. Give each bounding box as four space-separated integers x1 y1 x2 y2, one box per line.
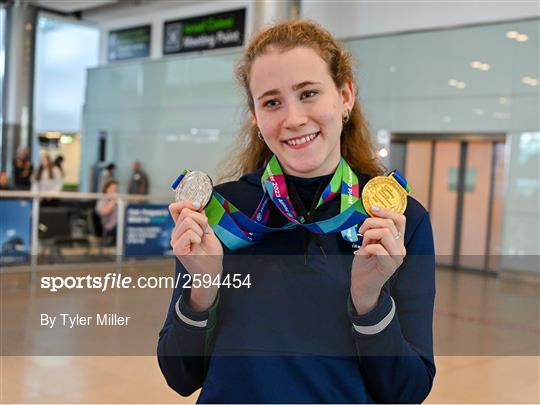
353 249 360 255
192 201 201 209
204 224 210 234
357 232 363 237
371 205 380 212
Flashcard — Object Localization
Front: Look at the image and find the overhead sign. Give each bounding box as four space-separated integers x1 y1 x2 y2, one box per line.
108 25 151 62
163 8 245 55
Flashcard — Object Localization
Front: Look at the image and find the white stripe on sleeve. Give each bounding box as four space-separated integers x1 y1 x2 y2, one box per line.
175 297 208 328
353 297 396 335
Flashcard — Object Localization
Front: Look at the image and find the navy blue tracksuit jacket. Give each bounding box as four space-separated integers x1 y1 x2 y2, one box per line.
158 169 436 403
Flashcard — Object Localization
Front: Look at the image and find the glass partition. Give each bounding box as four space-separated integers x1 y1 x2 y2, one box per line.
346 18 538 133
81 51 243 195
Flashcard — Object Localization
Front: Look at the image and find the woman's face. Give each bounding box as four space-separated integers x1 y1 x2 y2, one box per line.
41 155 50 166
106 183 118 194
250 46 354 177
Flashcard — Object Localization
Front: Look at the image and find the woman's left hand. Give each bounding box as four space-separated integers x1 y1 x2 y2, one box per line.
351 206 407 315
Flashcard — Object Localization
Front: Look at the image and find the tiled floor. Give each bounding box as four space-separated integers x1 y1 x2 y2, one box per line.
1 261 539 403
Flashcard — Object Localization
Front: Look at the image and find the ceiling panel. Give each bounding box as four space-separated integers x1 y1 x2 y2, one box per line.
28 0 118 13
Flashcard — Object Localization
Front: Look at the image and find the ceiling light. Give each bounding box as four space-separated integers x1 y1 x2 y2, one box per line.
516 34 529 42
60 135 73 145
498 97 512 105
449 80 466 89
378 148 388 158
471 61 482 69
521 76 538 86
472 108 484 115
471 61 491 71
506 31 519 39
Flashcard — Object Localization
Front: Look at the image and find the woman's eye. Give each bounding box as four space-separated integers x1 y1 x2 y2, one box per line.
263 99 280 108
300 90 318 100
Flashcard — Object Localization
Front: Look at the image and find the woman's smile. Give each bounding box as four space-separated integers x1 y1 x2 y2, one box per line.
283 131 320 149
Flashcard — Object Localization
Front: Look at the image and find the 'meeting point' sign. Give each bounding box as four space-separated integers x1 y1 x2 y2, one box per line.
163 8 246 55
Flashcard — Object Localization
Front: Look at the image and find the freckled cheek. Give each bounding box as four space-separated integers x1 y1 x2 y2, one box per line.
317 112 340 132
258 116 282 144
259 122 279 143
310 101 338 127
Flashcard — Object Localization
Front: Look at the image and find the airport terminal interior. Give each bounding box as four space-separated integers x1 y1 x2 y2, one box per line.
0 0 539 403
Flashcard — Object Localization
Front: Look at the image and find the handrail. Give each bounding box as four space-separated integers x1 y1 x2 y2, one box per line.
0 190 172 202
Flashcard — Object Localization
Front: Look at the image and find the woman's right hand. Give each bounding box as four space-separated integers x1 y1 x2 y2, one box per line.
169 200 224 311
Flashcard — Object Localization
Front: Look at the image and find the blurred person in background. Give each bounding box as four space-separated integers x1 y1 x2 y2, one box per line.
128 160 149 195
34 154 63 192
95 180 119 246
12 147 33 190
0 171 11 190
98 163 116 193
54 155 65 178
34 154 63 206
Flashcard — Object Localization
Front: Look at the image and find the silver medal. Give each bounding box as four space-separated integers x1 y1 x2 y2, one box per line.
174 171 213 208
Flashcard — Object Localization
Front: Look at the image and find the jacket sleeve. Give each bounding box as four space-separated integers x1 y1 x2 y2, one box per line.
157 259 219 397
349 210 436 403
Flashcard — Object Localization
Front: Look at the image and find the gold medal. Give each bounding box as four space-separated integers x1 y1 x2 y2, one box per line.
362 175 408 216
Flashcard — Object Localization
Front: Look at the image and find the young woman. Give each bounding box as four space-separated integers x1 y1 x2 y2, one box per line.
34 153 63 206
158 20 435 403
95 180 119 245
34 154 63 193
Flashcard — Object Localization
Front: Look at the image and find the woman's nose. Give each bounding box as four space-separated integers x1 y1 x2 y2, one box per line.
283 102 307 130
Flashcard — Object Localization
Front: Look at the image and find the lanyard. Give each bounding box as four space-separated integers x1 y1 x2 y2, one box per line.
203 156 366 250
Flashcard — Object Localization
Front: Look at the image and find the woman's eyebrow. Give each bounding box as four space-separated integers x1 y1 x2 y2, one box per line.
292 81 322 91
257 81 322 100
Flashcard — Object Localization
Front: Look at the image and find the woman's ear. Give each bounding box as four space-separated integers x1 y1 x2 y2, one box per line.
250 110 257 127
340 80 355 111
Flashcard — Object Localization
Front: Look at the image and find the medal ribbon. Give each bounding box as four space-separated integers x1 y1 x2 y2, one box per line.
172 158 410 250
